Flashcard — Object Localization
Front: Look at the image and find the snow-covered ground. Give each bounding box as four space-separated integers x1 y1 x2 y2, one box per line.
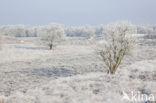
0 36 156 103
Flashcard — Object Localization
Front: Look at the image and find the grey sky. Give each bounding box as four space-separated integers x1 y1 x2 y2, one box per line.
0 0 156 26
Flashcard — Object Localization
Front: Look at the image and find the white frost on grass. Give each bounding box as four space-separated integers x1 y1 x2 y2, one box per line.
4 71 156 103
0 37 156 103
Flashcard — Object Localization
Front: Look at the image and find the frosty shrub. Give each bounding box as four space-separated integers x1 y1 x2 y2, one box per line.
99 22 136 74
39 24 66 50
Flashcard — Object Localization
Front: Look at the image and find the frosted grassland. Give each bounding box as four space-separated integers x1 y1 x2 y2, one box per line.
0 35 156 103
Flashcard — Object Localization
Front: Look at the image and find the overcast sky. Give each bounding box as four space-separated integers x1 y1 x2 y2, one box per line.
0 0 156 26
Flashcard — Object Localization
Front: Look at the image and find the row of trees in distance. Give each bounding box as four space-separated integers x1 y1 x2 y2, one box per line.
0 23 156 38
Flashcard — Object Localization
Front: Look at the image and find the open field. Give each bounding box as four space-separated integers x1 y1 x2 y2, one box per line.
0 36 156 103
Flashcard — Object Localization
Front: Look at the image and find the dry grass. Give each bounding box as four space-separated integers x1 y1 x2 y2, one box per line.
0 96 7 103
0 99 6 103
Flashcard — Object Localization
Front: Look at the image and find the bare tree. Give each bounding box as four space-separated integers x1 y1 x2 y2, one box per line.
99 22 136 74
39 24 66 50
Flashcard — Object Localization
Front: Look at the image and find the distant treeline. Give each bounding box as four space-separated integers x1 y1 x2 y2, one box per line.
0 23 156 37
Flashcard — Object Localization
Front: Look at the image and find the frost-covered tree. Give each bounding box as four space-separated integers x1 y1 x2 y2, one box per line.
15 25 26 37
99 22 136 74
137 25 154 34
27 27 38 37
95 24 108 37
0 25 26 37
66 26 95 38
0 25 38 37
39 24 66 50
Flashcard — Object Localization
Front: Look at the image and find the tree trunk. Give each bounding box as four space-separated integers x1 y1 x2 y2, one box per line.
49 44 53 50
111 70 116 74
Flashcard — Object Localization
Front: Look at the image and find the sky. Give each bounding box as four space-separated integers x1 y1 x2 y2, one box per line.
0 0 156 26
